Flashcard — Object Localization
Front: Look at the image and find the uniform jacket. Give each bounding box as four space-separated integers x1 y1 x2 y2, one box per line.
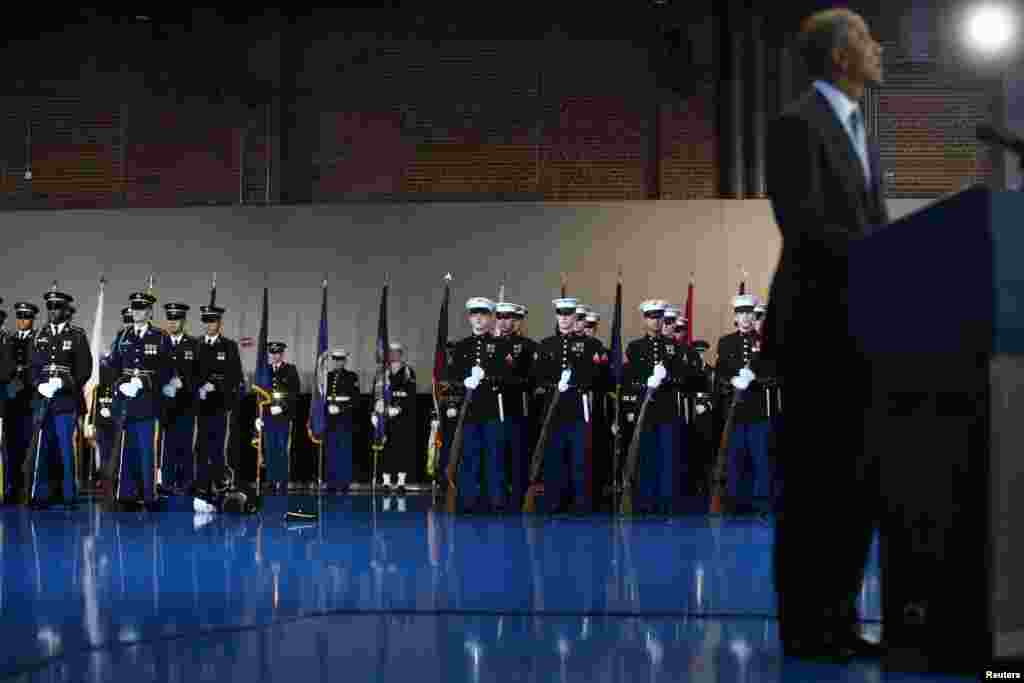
196 335 243 416
164 334 200 419
622 334 693 425
532 331 605 424
451 332 512 424
107 323 173 421
31 322 92 416
325 368 359 424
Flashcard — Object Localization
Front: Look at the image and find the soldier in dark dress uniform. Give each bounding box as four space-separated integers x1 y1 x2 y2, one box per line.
0 303 15 503
196 303 243 484
5 302 39 503
323 348 359 492
161 302 199 493
581 309 611 509
254 342 300 493
495 302 536 511
716 294 774 514
27 288 92 508
451 297 511 512
687 339 715 495
372 341 417 491
106 291 173 506
622 299 693 514
532 297 605 513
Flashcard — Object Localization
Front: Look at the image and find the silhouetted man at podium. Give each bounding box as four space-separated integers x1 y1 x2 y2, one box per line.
760 8 889 660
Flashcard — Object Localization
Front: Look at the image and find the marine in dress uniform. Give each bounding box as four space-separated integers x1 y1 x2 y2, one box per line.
623 299 692 514
495 302 536 510
716 294 774 514
323 348 358 492
27 288 92 507
687 339 715 495
195 303 243 483
0 303 15 502
581 310 611 507
254 342 300 493
452 298 511 512
372 341 417 490
5 302 39 503
106 291 173 505
532 297 605 513
161 303 200 492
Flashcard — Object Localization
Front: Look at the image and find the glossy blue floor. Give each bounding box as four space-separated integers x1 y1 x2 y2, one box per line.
0 494 973 682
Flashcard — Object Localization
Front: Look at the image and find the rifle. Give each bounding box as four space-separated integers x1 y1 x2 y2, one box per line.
708 362 751 514
444 386 474 513
618 386 656 515
521 387 562 513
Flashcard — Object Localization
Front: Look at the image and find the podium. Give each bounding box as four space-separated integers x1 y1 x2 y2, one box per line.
849 185 1024 671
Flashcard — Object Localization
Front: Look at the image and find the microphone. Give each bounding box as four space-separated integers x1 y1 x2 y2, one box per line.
977 123 1024 156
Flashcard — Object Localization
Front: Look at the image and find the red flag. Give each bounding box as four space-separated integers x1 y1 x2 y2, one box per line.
684 275 694 345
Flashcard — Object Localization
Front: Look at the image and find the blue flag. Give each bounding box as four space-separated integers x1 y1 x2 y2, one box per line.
309 278 329 443
609 272 623 387
253 287 272 404
373 279 391 445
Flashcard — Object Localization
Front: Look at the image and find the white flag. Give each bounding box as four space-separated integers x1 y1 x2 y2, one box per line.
84 277 105 469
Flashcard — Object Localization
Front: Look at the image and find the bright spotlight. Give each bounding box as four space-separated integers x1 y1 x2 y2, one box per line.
965 4 1017 55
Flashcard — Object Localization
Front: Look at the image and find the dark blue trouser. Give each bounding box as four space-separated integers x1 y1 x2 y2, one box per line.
544 420 587 511
325 417 353 488
6 411 32 499
31 411 78 502
503 416 529 508
263 416 292 484
117 418 158 502
726 419 774 512
458 420 505 510
637 422 681 513
197 412 229 483
161 413 196 489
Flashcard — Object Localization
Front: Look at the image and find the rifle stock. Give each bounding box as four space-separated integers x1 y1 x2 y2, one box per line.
709 384 745 514
444 386 474 513
521 388 562 513
619 387 655 515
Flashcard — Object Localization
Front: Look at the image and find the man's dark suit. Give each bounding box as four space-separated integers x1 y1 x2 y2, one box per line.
760 85 889 646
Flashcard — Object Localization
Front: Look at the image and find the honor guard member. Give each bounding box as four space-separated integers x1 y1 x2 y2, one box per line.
5 302 39 502
532 297 604 513
254 342 300 493
107 291 173 506
161 303 200 493
436 340 464 494
27 288 92 508
91 353 118 497
574 304 592 335
324 348 359 492
0 303 15 502
495 302 536 510
752 298 783 506
623 299 692 514
196 302 243 483
452 297 511 512
716 294 774 514
582 309 612 507
372 341 417 491
662 304 695 499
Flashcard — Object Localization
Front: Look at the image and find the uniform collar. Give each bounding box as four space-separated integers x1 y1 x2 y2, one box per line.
171 333 183 343
135 323 149 335
205 335 220 345
51 322 66 335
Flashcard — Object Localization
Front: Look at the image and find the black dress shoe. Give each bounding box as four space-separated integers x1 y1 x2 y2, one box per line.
840 634 885 658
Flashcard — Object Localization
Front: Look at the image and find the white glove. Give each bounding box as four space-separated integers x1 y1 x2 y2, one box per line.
626 412 635 423
388 406 400 418
130 377 143 392
37 382 54 399
611 423 619 436
464 376 480 390
193 498 216 514
696 404 707 415
371 414 379 428
731 367 756 391
653 363 667 382
199 388 208 401
471 365 485 381
560 368 571 385
328 405 340 415
50 377 64 391
119 382 138 399
162 384 177 398
100 407 111 419
646 373 662 389
430 419 440 430
374 399 385 414
255 417 264 431
202 382 215 393
172 376 184 390
446 407 457 419
270 405 283 416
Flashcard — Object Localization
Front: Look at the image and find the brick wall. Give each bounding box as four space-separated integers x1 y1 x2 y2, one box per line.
0 7 1006 209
